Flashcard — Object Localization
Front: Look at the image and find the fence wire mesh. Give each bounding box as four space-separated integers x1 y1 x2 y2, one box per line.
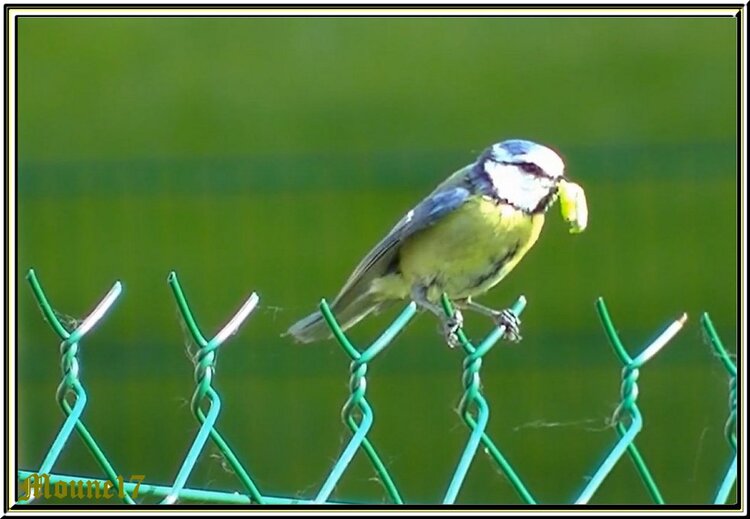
16 268 738 506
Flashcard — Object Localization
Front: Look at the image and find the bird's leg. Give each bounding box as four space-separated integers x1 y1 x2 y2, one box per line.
454 297 522 342
411 285 463 348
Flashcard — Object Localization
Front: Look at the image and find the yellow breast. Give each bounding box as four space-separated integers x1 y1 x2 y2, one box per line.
393 196 545 302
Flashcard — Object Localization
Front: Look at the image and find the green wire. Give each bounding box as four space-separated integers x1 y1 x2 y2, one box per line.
575 297 684 504
316 299 412 504
162 272 263 504
20 269 133 504
19 270 733 506
701 312 737 504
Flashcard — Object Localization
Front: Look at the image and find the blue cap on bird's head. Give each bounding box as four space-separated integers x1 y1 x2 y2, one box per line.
497 139 538 155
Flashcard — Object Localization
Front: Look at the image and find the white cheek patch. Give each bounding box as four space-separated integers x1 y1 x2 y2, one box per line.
484 161 556 212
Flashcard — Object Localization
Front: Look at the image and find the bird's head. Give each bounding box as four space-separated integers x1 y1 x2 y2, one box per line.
477 139 565 213
474 139 587 232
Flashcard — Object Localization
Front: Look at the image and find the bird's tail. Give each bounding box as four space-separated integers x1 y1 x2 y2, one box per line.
285 291 386 344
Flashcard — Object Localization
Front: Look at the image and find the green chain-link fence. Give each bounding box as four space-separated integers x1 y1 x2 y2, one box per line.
15 268 737 505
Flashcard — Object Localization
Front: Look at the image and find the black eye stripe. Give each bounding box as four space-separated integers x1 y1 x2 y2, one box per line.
518 162 545 176
495 160 556 180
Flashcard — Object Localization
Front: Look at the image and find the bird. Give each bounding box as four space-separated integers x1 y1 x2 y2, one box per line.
287 139 588 347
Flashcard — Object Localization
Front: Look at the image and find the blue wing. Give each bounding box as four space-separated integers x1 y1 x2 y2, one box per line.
332 183 471 306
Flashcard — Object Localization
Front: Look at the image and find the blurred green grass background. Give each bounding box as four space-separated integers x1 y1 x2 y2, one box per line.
17 16 737 504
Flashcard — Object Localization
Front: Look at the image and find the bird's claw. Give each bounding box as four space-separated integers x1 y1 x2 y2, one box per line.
441 310 464 348
494 308 522 342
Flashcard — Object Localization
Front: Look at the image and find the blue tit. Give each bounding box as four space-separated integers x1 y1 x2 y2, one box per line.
287 139 587 346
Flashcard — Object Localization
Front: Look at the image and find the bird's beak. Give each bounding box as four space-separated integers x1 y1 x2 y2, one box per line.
558 179 588 233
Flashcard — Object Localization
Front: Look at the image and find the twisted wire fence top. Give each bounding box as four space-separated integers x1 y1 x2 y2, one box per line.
699 312 738 505
21 269 135 505
159 271 261 505
701 313 737 448
16 268 738 506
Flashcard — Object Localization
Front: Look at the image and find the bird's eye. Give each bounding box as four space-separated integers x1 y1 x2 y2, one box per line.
518 162 545 176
